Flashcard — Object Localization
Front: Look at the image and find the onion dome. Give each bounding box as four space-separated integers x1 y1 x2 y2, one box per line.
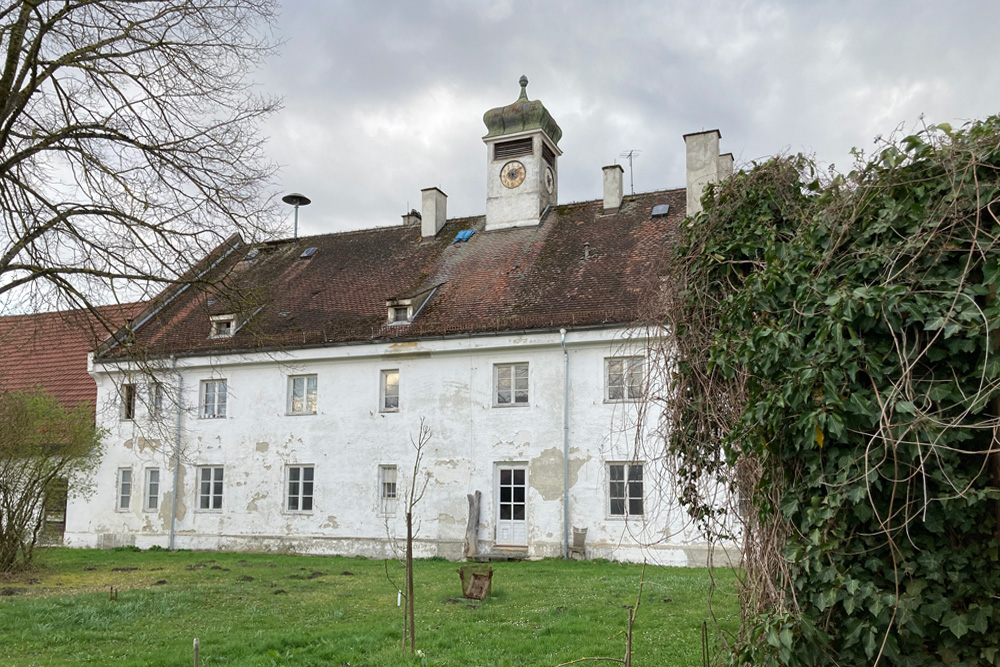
483 75 562 145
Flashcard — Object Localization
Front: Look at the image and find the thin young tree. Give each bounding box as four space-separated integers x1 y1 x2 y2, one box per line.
404 418 431 652
0 0 281 322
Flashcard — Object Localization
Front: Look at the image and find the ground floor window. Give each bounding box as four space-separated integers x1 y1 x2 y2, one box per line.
608 462 643 517
145 468 160 511
286 465 314 512
117 468 132 510
379 465 397 515
198 466 224 510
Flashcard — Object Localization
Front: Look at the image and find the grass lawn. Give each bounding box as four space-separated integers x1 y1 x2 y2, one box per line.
0 548 737 666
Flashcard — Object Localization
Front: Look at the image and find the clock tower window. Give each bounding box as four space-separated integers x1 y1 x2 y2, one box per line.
494 137 533 160
542 143 555 167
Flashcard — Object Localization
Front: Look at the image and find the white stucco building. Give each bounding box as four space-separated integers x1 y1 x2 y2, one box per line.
65 78 734 565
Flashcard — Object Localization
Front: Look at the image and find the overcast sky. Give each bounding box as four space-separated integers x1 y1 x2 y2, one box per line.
258 0 1000 237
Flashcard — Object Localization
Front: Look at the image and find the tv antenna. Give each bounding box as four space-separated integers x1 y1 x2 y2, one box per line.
619 149 641 195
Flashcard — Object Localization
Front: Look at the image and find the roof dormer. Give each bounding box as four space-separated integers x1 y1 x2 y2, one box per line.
385 284 443 326
209 314 236 338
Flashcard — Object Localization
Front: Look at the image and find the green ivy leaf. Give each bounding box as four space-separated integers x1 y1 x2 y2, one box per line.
943 611 970 639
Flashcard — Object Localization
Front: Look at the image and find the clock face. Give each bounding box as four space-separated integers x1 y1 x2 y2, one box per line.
544 167 555 194
500 160 526 189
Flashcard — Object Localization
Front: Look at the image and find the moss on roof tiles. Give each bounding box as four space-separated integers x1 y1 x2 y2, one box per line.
97 189 683 359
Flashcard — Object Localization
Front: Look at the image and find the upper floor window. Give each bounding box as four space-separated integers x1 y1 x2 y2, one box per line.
606 357 644 402
120 383 137 421
608 462 643 517
198 466 224 510
287 375 317 415
495 363 529 407
116 468 132 511
286 465 314 512
381 370 399 412
209 314 236 338
151 382 164 421
200 379 227 419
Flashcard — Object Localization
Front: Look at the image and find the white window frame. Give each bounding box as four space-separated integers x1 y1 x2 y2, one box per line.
494 362 529 407
387 301 412 324
198 466 224 511
380 369 399 412
287 375 318 415
209 314 236 338
391 306 410 323
116 468 132 511
200 379 227 419
379 465 398 516
120 383 137 421
145 468 160 512
605 356 644 402
607 462 644 519
285 465 315 513
151 382 164 421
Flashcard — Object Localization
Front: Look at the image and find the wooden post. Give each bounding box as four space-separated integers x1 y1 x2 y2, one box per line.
464 491 481 558
193 638 199 667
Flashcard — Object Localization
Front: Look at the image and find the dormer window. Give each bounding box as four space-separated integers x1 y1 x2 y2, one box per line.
386 284 440 326
390 305 411 324
210 314 236 338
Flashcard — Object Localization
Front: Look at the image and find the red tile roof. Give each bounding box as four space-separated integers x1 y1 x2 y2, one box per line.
99 190 684 359
0 304 144 410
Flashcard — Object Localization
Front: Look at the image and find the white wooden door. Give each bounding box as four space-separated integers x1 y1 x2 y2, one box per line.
496 466 527 546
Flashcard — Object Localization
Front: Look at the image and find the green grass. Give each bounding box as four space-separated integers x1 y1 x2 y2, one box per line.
0 548 737 666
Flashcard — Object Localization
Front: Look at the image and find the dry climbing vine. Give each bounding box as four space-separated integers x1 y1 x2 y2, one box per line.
650 117 1000 665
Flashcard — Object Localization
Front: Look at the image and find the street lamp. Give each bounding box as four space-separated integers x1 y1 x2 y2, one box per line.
281 192 312 238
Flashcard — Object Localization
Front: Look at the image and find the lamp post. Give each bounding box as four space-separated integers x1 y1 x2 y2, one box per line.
282 192 311 238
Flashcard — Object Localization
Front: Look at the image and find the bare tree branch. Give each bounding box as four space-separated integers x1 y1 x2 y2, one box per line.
0 0 281 319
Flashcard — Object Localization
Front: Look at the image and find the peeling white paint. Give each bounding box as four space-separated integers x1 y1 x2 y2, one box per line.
65 328 733 564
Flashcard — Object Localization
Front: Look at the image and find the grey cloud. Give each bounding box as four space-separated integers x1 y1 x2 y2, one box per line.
259 0 1000 236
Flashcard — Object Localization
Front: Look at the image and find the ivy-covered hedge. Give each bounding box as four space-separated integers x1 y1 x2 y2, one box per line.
667 118 1000 665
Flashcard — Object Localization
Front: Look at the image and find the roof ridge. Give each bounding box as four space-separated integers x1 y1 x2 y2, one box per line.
268 188 686 244
0 301 144 322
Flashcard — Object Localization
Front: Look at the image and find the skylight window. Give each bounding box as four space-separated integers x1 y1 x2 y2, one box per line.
651 204 670 219
300 247 318 259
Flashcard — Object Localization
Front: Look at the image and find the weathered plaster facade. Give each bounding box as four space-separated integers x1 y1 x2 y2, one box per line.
68 328 718 565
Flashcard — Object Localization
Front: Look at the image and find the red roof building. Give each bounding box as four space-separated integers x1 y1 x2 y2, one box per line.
0 304 143 410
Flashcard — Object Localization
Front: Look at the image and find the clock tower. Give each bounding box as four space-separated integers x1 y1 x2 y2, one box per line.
482 76 562 232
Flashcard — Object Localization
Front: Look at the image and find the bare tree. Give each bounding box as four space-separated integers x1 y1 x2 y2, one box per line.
0 0 281 321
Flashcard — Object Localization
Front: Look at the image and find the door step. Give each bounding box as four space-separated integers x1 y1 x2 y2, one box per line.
469 547 528 562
